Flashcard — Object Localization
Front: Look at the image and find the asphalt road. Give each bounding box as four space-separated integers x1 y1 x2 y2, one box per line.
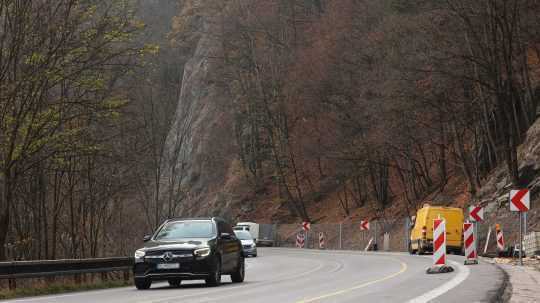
5 248 504 303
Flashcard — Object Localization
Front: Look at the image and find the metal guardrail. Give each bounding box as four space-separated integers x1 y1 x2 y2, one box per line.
0 257 134 289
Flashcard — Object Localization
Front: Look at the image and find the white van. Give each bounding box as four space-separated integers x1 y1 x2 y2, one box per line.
234 222 259 242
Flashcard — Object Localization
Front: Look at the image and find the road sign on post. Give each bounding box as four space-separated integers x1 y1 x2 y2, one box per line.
302 222 311 231
510 189 530 266
301 222 310 249
360 220 370 231
468 205 484 222
510 189 530 212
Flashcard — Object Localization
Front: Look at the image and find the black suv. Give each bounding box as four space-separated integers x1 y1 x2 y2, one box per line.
133 217 244 289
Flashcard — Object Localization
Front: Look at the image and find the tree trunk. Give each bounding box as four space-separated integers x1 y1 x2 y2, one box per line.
0 171 13 261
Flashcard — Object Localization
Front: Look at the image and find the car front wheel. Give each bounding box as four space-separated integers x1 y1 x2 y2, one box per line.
231 256 245 283
206 257 222 287
134 278 152 290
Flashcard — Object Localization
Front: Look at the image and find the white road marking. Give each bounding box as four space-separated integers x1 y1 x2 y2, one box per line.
180 259 346 303
296 258 408 303
407 260 470 303
5 250 474 303
136 257 327 303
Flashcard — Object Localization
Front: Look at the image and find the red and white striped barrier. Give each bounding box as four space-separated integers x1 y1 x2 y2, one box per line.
433 218 446 266
427 218 454 274
296 232 305 248
318 232 325 249
496 225 505 252
463 222 478 264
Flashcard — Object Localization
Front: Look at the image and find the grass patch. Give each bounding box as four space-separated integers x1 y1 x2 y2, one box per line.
0 279 132 300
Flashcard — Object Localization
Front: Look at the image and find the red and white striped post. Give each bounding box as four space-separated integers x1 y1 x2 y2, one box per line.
463 222 478 265
318 232 325 249
296 232 305 248
427 217 454 274
496 224 505 255
433 218 446 266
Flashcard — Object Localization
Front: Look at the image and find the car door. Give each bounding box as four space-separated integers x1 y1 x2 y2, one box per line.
225 222 242 265
217 220 230 271
218 221 239 272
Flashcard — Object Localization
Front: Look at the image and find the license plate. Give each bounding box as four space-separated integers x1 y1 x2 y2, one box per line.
157 263 180 270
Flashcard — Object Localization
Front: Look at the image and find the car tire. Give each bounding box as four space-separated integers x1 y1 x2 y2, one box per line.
168 279 182 287
205 257 222 287
253 253 257 257
408 243 416 255
417 240 425 255
134 278 152 290
231 256 245 283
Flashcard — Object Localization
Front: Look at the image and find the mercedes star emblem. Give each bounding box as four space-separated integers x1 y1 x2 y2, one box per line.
163 252 174 262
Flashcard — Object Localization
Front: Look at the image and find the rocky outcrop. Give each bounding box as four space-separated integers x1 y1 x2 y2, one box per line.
164 5 238 218
479 117 540 204
477 117 540 249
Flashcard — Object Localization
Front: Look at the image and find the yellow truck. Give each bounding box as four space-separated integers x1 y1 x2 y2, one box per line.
409 204 464 255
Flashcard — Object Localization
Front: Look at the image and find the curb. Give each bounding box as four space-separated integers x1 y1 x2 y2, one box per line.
479 257 511 303
494 264 511 303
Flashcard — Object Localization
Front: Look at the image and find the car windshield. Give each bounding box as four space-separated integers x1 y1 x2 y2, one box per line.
154 221 216 240
234 231 252 240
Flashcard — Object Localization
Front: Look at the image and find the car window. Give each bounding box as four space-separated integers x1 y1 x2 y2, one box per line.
227 224 235 234
154 221 216 240
217 221 225 234
217 221 234 234
234 231 253 240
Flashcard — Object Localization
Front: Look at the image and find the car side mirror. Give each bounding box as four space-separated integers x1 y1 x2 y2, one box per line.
220 232 232 240
143 235 152 242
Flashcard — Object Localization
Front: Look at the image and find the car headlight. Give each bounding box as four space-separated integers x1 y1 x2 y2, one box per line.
134 249 145 262
194 247 211 258
251 243 256 248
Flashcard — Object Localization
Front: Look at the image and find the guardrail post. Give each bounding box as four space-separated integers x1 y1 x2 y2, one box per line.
405 217 411 251
101 272 108 282
338 223 342 250
123 270 130 282
8 278 16 290
74 273 82 285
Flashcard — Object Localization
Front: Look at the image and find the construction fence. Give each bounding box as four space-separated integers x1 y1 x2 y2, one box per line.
261 219 411 252
260 206 539 255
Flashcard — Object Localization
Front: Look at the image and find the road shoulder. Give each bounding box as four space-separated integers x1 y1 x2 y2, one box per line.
496 262 540 303
426 256 506 303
